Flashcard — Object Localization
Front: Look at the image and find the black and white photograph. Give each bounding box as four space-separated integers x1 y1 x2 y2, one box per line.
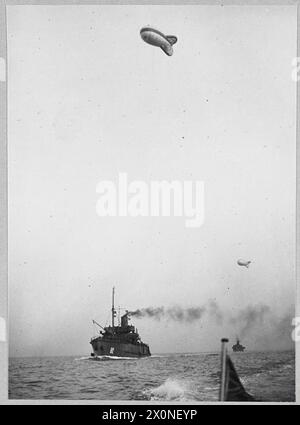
1 3 298 403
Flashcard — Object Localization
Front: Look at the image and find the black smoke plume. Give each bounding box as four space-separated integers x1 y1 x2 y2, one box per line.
129 305 206 323
129 301 294 350
129 300 224 324
229 304 271 339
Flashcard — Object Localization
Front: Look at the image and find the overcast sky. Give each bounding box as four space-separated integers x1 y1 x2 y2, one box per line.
8 5 296 356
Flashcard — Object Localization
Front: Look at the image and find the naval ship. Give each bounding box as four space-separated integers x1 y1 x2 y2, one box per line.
232 338 246 352
90 287 151 358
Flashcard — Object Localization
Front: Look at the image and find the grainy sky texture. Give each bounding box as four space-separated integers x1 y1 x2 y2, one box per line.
8 5 296 356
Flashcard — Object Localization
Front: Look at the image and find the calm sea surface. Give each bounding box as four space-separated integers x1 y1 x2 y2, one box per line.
9 351 295 401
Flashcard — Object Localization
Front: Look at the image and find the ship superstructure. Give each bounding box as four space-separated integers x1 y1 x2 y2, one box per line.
90 287 151 358
232 338 246 352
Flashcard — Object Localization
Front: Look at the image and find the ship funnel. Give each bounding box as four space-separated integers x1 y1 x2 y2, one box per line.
121 312 129 328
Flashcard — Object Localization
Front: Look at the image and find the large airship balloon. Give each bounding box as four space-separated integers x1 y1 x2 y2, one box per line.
237 259 251 268
140 27 177 56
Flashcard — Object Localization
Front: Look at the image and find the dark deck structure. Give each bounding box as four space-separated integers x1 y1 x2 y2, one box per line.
90 288 151 358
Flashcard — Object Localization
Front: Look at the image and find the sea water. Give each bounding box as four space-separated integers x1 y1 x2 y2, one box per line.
9 350 294 401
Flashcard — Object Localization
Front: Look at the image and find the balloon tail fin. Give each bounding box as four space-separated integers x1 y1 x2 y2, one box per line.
166 36 177 45
160 45 173 56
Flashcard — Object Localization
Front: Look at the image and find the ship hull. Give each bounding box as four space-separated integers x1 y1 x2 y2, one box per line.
232 341 245 352
90 337 151 358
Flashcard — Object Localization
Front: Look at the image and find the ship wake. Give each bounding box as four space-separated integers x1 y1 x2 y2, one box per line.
89 355 138 361
143 378 198 402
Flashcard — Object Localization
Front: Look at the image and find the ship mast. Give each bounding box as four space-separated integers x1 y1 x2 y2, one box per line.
112 286 116 330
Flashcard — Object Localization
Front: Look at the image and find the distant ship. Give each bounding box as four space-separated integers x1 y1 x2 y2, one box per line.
90 287 151 358
232 338 246 352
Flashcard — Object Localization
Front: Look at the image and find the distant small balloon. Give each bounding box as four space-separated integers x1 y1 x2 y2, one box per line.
140 26 177 56
237 259 251 268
